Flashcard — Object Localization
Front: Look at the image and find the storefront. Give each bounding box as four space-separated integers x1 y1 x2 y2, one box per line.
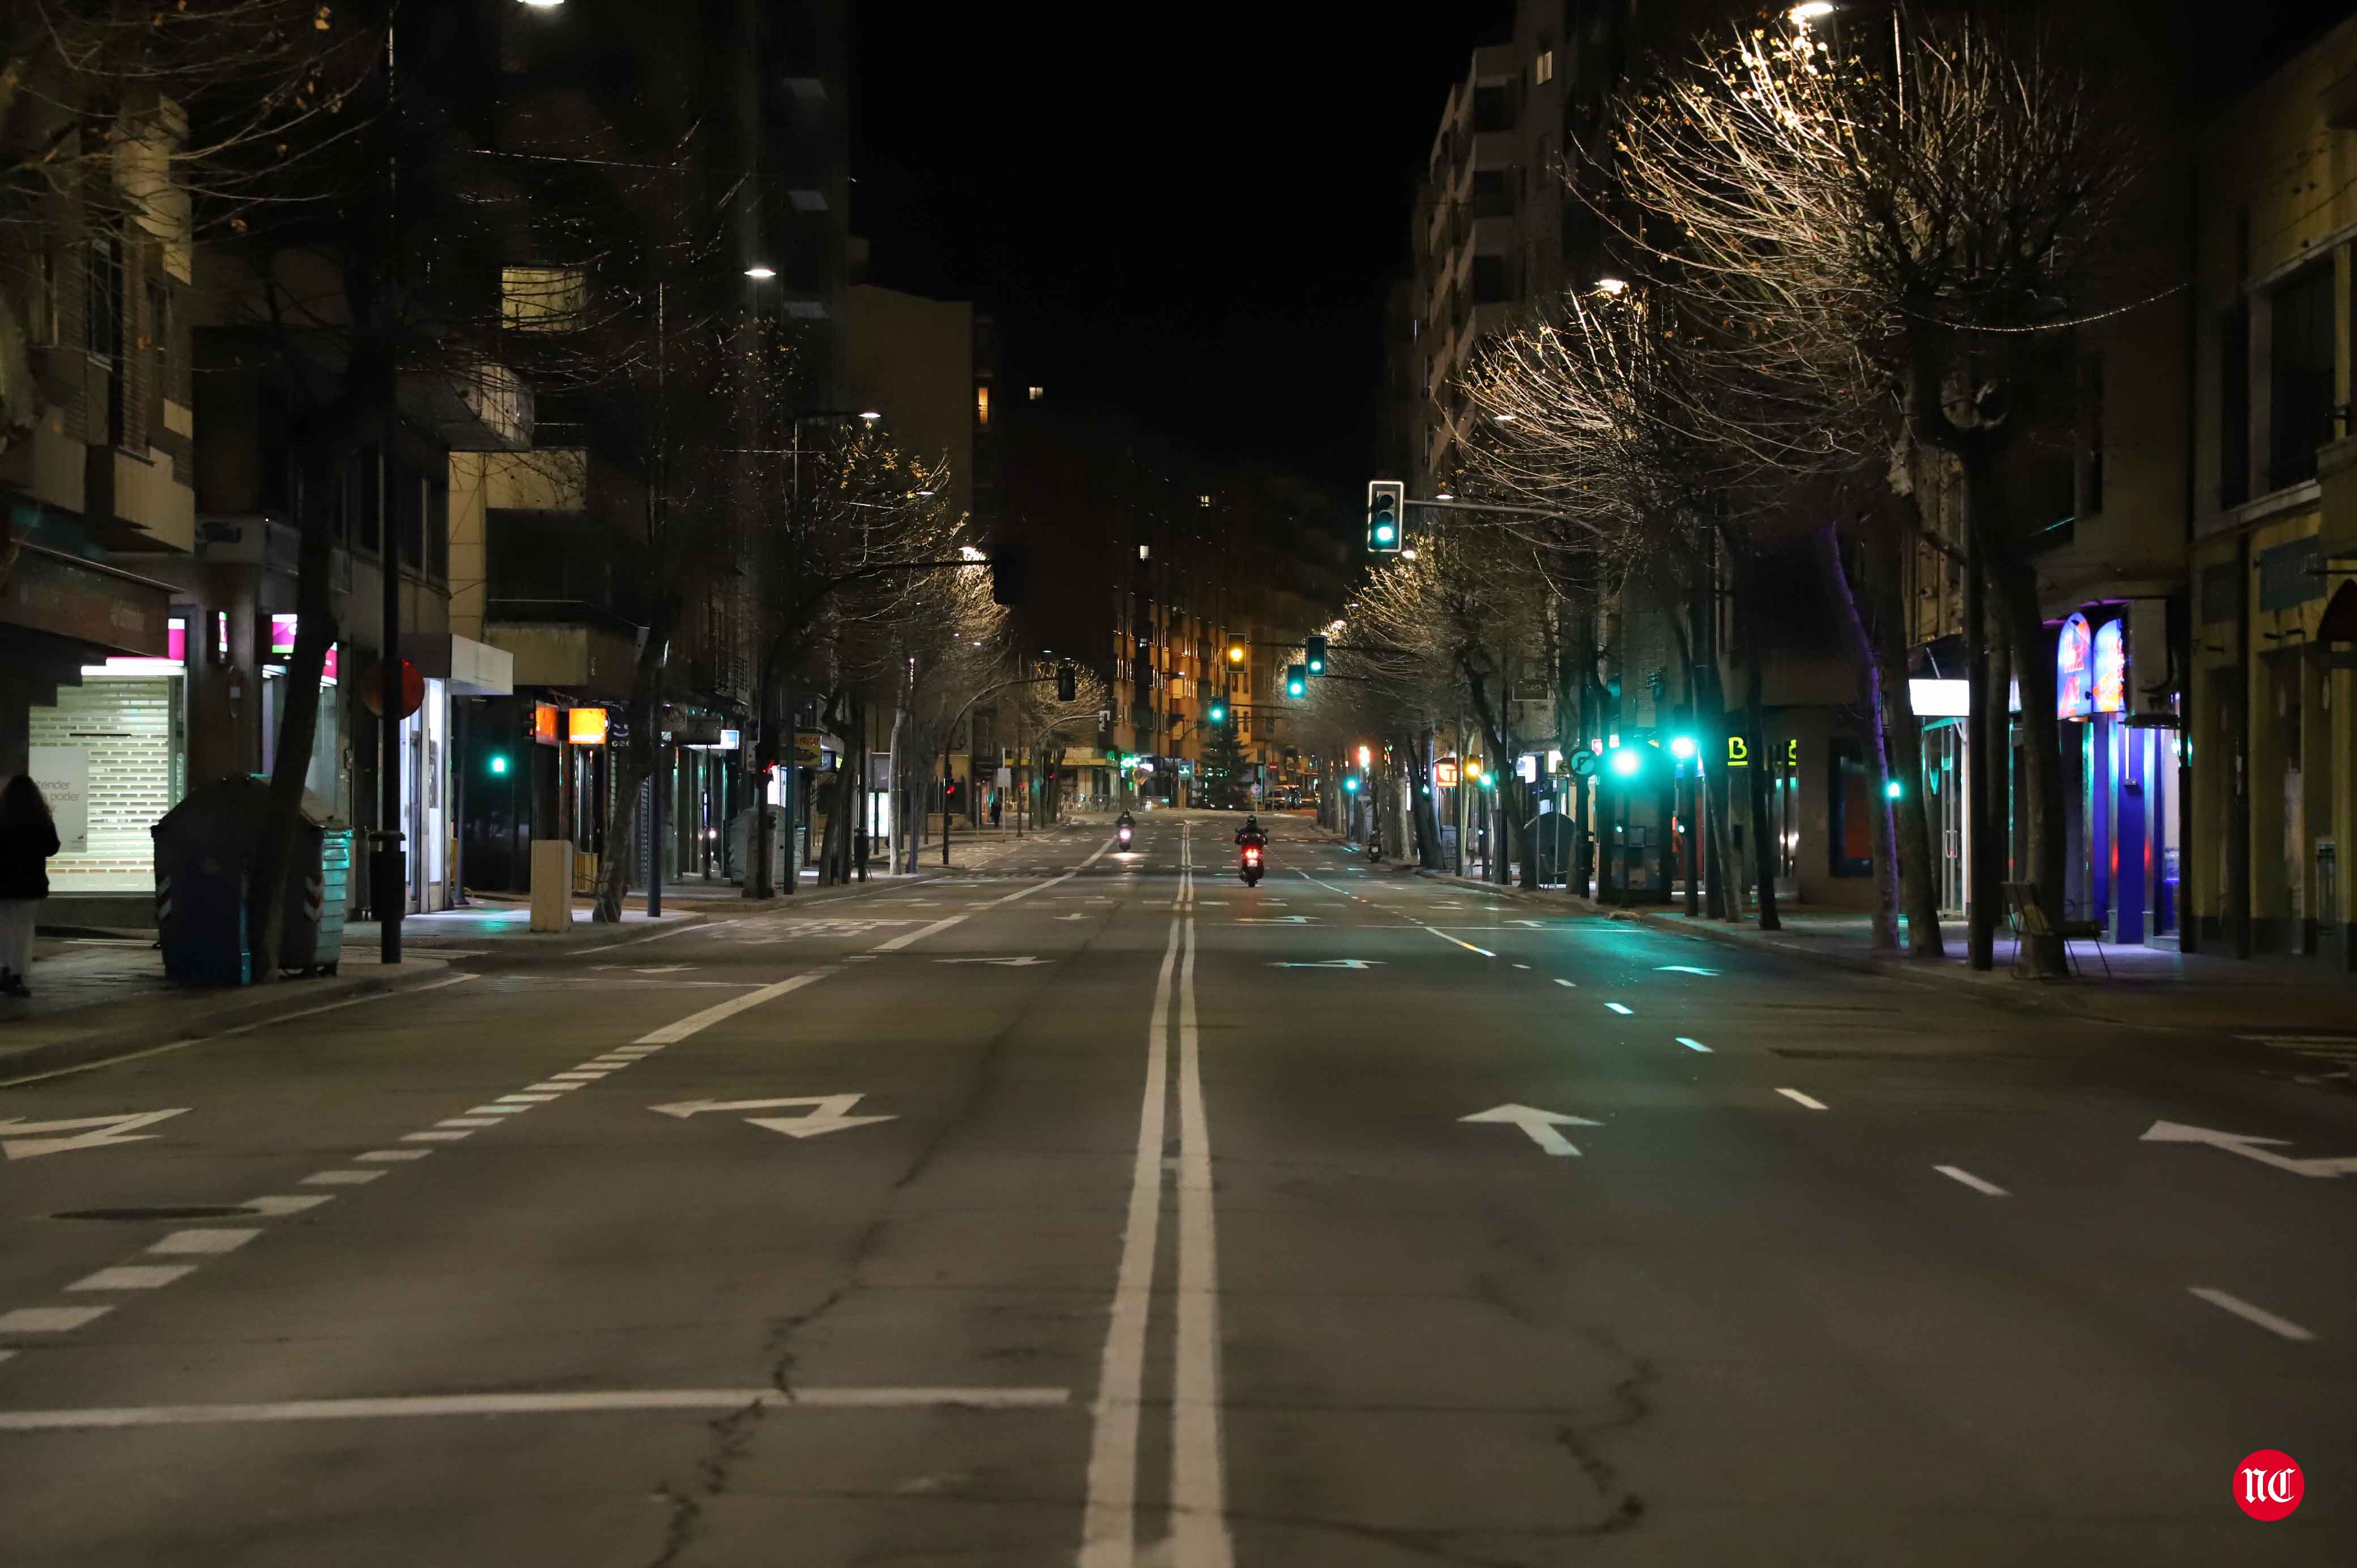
25 618 190 902
2054 606 2181 945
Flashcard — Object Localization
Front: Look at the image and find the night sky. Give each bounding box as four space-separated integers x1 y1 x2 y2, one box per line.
849 7 1516 502
849 2 2351 506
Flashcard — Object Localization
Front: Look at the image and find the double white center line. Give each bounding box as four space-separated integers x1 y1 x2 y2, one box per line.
1082 824 1233 1567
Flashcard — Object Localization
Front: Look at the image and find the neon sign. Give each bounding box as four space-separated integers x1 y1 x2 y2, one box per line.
2056 612 2093 720
2091 619 2125 714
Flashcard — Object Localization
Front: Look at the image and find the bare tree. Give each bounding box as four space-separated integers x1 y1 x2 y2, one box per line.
1608 6 2139 971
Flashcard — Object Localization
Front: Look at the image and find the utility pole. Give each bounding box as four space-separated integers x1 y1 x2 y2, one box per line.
373 15 403 966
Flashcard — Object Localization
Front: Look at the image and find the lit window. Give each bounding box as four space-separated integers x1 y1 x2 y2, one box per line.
1028 386 1044 400
501 266 587 331
1535 50 1554 84
976 384 991 427
1198 495 1212 507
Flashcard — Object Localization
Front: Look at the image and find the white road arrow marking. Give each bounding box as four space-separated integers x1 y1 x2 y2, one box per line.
935 956 1049 966
651 1095 896 1140
1269 960 1385 969
1654 965 1720 976
1 1109 189 1162
1460 1103 1602 1157
2140 1120 2357 1178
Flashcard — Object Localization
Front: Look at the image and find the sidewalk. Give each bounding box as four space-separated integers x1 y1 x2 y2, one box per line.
1417 864 2355 1032
2 819 1089 1084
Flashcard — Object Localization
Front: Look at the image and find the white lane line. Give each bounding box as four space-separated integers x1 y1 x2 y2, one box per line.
1775 1088 1830 1111
632 968 837 1045
546 1072 610 1082
1934 1165 2008 1197
356 1149 435 1163
437 1118 501 1129
147 1229 259 1256
1605 1002 1633 1016
496 1094 561 1103
1675 1037 1712 1053
872 914 967 951
0 1349 14 1364
67 1266 195 1292
463 1104 535 1114
1424 926 1495 957
521 1082 585 1093
400 1130 473 1143
1171 912 1236 1566
575 919 717 955
0 974 480 1090
2188 1287 2316 1342
1554 978 1578 988
299 1170 385 1187
0 1306 112 1333
0 1387 1073 1431
1078 911 1182 1568
244 1195 334 1216
1513 962 1530 970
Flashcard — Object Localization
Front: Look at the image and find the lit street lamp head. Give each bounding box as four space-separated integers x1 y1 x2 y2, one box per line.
743 265 776 280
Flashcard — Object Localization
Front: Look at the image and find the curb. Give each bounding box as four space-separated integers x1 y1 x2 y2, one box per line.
0 960 460 1086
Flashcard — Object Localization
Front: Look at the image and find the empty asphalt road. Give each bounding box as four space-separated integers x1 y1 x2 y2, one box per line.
1 810 2349 1564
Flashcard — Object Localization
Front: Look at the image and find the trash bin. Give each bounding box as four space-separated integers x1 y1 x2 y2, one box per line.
726 805 789 887
152 778 337 986
309 827 352 975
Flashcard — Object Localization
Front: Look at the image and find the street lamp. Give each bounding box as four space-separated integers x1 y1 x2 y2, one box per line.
1792 1 1835 19
1594 277 1629 295
743 265 776 280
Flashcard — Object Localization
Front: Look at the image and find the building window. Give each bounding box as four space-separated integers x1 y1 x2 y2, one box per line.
2219 302 2249 508
1535 49 1554 84
501 266 587 331
1469 254 1512 305
2267 261 2335 491
29 246 59 346
1471 84 1512 133
975 384 991 427
1028 385 1044 400
86 239 121 361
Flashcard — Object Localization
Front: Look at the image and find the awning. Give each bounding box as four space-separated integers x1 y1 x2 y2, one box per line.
0 542 172 657
403 632 515 696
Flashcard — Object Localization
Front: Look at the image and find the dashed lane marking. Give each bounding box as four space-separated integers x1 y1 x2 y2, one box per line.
1776 1088 1830 1111
2188 1287 2316 1342
1934 1165 2009 1198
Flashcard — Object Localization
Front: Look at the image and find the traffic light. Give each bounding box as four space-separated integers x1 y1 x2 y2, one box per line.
1366 479 1404 553
1885 778 1903 800
1304 633 1327 675
1208 702 1227 723
1285 664 1307 698
486 751 511 777
990 540 1027 606
1342 776 1362 794
1056 662 1077 702
1227 642 1246 664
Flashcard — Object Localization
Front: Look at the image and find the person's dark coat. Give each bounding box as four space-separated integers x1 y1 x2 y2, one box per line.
0 815 61 900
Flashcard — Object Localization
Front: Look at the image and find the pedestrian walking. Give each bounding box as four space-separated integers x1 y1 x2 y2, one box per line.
0 774 62 999
990 794 1002 829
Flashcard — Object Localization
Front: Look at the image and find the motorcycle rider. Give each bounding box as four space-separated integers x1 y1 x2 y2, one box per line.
1235 815 1267 851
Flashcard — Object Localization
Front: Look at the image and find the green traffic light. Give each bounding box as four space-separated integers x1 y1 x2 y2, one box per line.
488 754 510 777
1343 776 1361 793
1886 779 1903 800
1288 681 1304 697
1209 704 1227 723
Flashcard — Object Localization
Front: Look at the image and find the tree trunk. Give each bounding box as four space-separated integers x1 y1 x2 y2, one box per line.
1402 730 1443 869
1739 569 1781 931
248 469 342 976
1866 517 1945 957
595 613 670 923
1816 523 1899 953
1963 446 2067 975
